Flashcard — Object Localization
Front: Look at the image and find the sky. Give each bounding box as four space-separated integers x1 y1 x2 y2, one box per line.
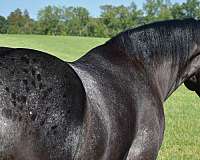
0 0 186 19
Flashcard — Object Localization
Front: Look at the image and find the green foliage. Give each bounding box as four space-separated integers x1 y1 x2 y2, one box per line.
7 8 24 33
2 0 200 37
170 3 185 19
100 5 126 36
37 5 64 35
23 10 35 34
182 0 200 19
0 16 8 33
100 3 143 37
7 8 34 34
171 0 200 19
64 7 90 36
143 0 172 22
85 18 108 37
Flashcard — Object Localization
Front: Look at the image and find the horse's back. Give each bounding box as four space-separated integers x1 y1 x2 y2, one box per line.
0 48 85 160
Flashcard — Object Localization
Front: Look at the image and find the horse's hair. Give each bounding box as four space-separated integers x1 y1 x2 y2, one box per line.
106 19 200 68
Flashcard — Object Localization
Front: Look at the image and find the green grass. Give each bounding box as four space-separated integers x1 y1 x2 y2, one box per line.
159 86 200 160
0 34 199 159
0 34 108 61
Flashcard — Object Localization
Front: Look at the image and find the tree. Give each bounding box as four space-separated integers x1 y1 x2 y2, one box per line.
171 0 200 19
100 5 118 36
100 5 129 36
7 8 24 33
7 8 34 34
23 9 34 34
182 0 200 19
0 16 8 33
158 1 172 20
100 3 144 37
37 6 64 35
170 3 185 19
64 7 90 36
143 0 172 23
5 1 200 37
128 2 144 26
85 18 108 37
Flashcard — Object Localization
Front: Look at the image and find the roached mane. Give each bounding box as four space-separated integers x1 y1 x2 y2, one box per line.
106 18 200 66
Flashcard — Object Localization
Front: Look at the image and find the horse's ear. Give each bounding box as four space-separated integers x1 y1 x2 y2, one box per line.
184 75 198 91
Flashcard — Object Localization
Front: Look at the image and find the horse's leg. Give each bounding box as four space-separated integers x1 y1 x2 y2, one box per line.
126 101 165 160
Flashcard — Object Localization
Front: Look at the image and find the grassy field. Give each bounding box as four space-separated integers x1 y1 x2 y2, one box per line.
0 34 199 159
0 34 107 61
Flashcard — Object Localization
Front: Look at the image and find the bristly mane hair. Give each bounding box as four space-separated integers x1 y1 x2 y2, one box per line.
106 18 200 67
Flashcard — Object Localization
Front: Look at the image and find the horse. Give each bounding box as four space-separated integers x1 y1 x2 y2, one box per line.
0 19 200 160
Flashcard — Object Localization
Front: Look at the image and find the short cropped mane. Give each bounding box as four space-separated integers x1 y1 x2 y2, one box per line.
124 18 198 33
108 18 199 42
106 19 200 66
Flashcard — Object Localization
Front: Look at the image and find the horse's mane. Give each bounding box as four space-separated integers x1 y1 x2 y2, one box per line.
106 19 200 65
119 18 198 33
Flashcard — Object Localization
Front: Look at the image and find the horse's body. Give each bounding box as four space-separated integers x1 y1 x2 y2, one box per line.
0 19 200 160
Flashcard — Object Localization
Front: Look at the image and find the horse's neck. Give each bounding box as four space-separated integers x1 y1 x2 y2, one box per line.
73 40 200 102
72 45 162 101
149 44 200 101
151 58 182 101
113 27 200 100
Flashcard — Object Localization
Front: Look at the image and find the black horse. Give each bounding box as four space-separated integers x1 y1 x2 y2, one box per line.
0 19 200 160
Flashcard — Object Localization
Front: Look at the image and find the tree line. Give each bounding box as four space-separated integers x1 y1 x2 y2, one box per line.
1 0 200 37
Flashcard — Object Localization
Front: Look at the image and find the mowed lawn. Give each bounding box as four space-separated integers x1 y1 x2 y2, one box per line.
0 34 107 61
0 34 200 159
